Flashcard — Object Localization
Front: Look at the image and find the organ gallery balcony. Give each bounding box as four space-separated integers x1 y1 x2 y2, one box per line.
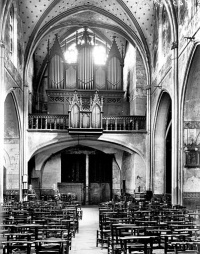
28 114 146 133
29 31 147 135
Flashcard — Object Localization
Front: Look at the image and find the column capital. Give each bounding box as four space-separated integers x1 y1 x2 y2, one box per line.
171 41 178 50
145 85 151 91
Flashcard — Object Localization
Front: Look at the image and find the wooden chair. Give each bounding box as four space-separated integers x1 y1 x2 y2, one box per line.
2 240 32 254
171 241 199 254
34 239 67 254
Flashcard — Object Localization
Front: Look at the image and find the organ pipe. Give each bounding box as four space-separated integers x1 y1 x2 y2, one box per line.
47 32 123 91
78 47 93 90
49 55 64 89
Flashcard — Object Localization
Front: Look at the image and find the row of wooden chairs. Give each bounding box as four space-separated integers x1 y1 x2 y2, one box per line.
96 200 200 254
1 200 83 253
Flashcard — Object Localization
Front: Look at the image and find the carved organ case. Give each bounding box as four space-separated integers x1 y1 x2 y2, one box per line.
40 27 128 117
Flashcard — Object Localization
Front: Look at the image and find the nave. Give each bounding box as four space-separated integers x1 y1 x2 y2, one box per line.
1 198 200 254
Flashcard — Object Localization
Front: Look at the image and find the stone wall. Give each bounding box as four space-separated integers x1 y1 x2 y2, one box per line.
123 43 136 115
147 2 200 207
183 45 200 207
112 156 121 196
4 94 20 190
123 43 147 116
42 154 61 189
121 151 146 194
135 50 147 116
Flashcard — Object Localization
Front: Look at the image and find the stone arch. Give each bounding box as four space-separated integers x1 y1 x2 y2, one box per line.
153 91 172 195
183 45 200 122
180 43 200 206
4 92 21 200
27 137 146 202
181 45 200 207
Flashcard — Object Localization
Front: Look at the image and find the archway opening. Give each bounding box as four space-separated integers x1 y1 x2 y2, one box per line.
60 146 113 205
165 106 172 195
27 140 146 205
4 93 20 202
154 92 172 200
183 45 200 208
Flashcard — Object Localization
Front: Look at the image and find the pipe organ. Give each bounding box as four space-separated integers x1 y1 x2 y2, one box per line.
38 27 128 118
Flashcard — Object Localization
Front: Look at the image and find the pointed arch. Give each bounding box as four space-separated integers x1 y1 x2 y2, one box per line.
153 91 172 195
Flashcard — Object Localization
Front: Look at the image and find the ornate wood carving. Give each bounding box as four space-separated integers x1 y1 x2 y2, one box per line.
68 91 103 132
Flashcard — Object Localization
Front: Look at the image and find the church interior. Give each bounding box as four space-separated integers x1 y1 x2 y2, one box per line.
1 0 200 253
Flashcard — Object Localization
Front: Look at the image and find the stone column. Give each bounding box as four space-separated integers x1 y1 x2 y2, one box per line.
22 84 29 201
85 154 89 205
0 41 5 203
146 86 151 191
171 41 179 205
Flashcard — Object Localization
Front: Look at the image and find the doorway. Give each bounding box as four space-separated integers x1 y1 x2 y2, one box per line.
165 123 172 194
89 153 112 205
154 92 172 196
61 147 113 205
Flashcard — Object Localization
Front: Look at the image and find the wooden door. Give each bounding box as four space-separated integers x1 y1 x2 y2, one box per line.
89 153 112 205
61 154 86 204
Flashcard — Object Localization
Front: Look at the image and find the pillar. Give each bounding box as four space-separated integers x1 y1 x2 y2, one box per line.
171 41 179 205
146 86 151 191
85 154 89 205
162 0 179 206
22 84 29 201
0 41 5 203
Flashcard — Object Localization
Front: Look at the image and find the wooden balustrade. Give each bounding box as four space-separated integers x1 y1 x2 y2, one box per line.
28 114 146 131
102 116 146 131
28 114 69 130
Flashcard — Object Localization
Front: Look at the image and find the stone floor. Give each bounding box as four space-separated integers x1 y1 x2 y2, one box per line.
70 206 107 254
71 206 164 254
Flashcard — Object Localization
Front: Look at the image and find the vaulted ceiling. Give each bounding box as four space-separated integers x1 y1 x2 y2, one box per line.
19 0 155 74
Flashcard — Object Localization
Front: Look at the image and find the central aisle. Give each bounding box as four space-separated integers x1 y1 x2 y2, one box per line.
70 206 107 254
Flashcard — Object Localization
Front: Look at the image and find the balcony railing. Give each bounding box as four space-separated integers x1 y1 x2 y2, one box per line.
28 114 69 130
102 116 146 131
28 114 146 132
